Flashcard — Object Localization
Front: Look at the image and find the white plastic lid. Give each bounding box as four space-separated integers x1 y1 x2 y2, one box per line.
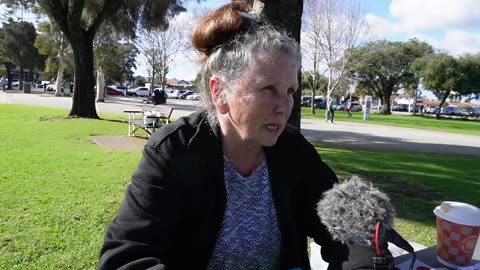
433 201 480 227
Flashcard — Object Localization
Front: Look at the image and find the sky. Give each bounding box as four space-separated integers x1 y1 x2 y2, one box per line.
153 0 480 93
3 1 480 101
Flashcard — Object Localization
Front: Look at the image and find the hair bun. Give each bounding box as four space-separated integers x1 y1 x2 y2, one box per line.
192 1 253 63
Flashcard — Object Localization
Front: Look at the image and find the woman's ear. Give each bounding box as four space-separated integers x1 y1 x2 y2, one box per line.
209 76 229 114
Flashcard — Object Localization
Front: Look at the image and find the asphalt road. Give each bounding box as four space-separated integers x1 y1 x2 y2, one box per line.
2 90 479 156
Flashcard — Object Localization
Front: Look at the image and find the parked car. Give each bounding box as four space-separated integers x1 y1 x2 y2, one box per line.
127 87 149 97
350 102 362 112
301 96 312 107
185 92 200 100
335 103 347 111
442 106 463 116
462 107 480 117
168 89 186 99
165 89 175 98
106 85 127 96
423 106 438 114
35 80 51 88
46 82 57 91
305 97 326 109
393 104 409 111
180 91 194 99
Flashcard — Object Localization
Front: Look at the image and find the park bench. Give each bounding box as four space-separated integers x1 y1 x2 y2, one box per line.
124 105 173 137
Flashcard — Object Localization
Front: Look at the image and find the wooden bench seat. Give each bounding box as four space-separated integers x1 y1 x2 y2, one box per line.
124 105 173 137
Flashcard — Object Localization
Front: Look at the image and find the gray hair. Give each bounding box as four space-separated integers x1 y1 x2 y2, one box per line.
197 25 301 126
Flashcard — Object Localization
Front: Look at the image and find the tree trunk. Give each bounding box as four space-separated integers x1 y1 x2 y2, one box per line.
5 63 13 89
69 35 99 118
96 67 105 102
436 90 450 119
19 67 24 90
55 62 65 97
381 91 393 115
263 0 303 130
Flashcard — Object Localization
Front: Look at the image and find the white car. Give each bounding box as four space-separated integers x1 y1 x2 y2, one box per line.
186 93 200 100
167 90 184 99
127 87 150 97
46 83 57 91
36 81 51 88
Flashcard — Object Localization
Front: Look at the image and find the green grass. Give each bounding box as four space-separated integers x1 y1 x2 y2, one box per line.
316 144 480 246
301 107 480 135
0 105 142 269
0 104 479 268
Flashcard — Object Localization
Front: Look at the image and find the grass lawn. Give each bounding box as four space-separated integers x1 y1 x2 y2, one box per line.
0 104 479 269
301 107 480 136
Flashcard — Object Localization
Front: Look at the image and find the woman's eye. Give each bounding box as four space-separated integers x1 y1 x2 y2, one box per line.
262 86 274 93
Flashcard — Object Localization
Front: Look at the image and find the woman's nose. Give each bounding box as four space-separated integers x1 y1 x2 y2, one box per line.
274 93 293 114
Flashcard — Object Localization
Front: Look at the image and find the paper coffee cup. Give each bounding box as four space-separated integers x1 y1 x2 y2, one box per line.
433 201 480 267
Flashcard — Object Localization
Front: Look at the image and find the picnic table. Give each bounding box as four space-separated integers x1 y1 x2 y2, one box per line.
124 105 173 137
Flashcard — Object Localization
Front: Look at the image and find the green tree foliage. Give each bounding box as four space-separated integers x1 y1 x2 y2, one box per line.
412 53 480 118
0 25 16 88
301 70 328 95
0 0 187 118
457 53 480 100
192 72 202 88
135 76 146 87
35 19 72 95
347 39 433 114
93 25 138 101
1 20 43 89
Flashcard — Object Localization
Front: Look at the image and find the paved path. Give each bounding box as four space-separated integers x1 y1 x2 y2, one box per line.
2 90 479 156
301 118 480 156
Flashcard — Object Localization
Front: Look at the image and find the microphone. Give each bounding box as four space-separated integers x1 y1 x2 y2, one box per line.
317 176 395 245
317 176 414 270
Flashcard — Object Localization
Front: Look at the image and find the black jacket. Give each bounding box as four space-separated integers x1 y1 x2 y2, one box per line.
98 111 352 270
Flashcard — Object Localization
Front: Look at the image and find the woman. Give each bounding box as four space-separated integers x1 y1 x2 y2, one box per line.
326 98 337 124
98 2 351 269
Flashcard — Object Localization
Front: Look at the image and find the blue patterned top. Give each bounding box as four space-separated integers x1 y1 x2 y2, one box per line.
207 158 281 270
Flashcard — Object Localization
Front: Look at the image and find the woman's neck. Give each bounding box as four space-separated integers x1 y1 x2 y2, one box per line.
221 135 265 177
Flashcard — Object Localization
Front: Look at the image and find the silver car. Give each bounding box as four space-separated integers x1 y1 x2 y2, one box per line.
127 87 150 97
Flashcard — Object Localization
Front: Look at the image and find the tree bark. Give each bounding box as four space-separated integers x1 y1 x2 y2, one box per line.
263 0 303 130
19 67 24 90
69 34 99 118
436 90 450 119
96 67 105 102
55 59 64 97
5 63 14 89
381 91 393 115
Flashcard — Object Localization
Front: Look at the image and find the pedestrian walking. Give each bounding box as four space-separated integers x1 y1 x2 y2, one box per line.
325 97 337 123
0 77 6 92
346 100 352 117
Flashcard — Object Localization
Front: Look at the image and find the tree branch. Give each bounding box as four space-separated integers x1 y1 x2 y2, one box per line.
86 0 122 38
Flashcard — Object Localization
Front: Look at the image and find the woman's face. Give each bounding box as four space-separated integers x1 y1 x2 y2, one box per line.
218 53 299 148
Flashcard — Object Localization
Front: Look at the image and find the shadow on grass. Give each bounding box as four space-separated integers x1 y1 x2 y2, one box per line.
315 144 480 228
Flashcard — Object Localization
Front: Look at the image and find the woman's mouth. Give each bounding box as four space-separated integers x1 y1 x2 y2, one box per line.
265 123 280 131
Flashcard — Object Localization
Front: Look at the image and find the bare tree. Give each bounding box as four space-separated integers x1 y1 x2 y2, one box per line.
35 19 71 97
303 0 372 118
302 0 323 114
136 19 183 96
176 7 212 64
